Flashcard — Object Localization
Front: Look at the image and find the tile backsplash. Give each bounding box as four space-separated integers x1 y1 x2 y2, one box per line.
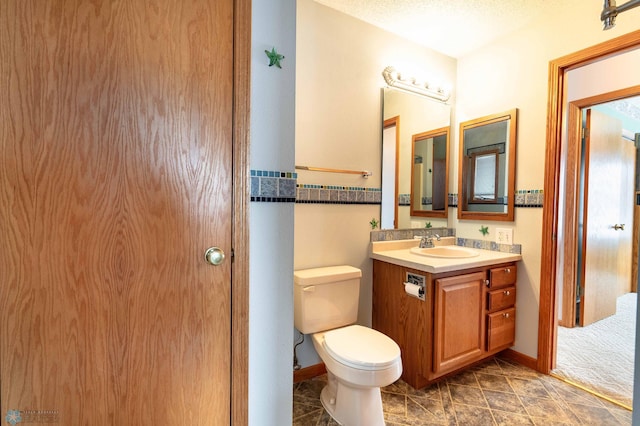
250 170 297 202
370 227 454 242
296 184 381 204
250 169 542 212
370 227 522 254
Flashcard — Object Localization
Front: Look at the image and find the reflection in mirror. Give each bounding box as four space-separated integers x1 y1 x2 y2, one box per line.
458 109 517 221
381 88 451 228
381 116 400 229
410 127 449 218
471 152 498 201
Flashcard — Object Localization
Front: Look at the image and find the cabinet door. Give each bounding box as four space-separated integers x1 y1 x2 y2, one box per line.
433 272 485 374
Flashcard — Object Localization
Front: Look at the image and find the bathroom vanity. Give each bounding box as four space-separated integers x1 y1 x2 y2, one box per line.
370 239 521 389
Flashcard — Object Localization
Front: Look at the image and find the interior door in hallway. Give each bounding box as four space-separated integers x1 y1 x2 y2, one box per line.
580 108 635 326
0 0 233 424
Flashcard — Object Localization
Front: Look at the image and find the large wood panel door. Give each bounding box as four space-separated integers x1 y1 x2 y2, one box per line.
0 1 235 424
581 108 635 326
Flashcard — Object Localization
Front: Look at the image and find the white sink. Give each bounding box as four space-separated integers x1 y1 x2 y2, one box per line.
410 246 479 258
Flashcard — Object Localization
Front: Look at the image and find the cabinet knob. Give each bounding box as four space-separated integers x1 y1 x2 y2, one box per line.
505 268 511 273
503 312 510 318
504 290 511 296
484 279 490 287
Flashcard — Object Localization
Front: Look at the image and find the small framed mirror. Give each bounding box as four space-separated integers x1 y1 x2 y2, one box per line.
410 127 449 218
458 109 517 221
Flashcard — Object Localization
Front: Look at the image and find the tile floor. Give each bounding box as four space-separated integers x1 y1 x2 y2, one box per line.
293 357 632 425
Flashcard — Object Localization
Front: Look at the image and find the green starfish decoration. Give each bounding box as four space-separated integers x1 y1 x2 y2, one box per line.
479 226 489 236
369 218 379 230
265 47 285 68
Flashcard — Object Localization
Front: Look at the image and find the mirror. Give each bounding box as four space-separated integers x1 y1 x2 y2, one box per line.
458 108 517 221
381 88 451 228
410 127 449 218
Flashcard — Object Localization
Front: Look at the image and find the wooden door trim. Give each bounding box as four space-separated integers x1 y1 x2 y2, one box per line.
232 0 251 423
538 29 640 374
558 102 581 328
383 116 400 228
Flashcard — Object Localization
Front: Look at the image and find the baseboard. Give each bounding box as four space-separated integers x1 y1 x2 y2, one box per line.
294 352 536 383
293 363 326 383
501 349 538 371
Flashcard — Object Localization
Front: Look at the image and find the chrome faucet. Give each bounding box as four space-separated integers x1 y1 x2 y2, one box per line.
419 234 441 248
419 236 432 248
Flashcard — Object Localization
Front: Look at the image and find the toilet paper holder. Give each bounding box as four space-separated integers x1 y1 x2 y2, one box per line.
404 272 425 301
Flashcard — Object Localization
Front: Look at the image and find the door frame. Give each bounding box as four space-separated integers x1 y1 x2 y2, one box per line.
383 116 400 229
232 0 251 423
560 92 640 329
538 29 640 373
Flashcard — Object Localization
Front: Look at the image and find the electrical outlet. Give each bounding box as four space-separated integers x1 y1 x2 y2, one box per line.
496 228 513 245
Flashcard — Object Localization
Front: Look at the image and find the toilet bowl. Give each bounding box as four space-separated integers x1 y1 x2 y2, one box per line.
312 325 402 426
293 265 402 426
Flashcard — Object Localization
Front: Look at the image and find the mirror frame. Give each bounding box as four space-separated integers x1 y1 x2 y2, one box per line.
457 108 517 221
410 126 450 218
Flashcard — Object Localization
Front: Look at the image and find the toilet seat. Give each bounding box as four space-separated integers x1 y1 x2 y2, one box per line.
323 325 401 371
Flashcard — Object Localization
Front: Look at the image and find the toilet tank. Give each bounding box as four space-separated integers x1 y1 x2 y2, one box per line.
293 265 362 334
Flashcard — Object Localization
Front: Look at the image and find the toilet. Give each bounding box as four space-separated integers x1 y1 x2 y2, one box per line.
294 265 402 426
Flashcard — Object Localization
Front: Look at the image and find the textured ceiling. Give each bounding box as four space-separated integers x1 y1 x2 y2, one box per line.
313 0 552 58
312 0 640 130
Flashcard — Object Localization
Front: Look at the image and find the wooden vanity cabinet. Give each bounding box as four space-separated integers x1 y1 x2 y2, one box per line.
372 260 517 389
372 261 434 388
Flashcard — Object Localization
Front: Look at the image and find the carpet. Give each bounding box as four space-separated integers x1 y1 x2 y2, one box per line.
553 292 636 408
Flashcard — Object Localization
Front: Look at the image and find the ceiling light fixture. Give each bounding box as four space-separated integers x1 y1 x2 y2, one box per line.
382 66 450 103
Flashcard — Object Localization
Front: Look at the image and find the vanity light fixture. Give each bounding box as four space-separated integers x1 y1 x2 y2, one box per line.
382 66 450 103
601 0 640 30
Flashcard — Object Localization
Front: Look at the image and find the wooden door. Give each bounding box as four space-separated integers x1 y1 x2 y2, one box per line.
433 272 485 374
0 1 234 424
432 158 446 211
581 109 634 326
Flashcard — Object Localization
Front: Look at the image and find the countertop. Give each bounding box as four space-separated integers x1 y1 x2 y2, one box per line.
370 239 522 274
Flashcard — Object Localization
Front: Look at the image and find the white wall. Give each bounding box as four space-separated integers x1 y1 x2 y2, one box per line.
454 0 640 359
249 0 296 424
294 0 457 367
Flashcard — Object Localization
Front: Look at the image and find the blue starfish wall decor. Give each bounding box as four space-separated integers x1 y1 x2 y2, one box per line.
265 47 285 68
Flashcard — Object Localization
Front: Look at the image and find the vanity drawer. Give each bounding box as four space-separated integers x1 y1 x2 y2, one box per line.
488 264 517 288
487 308 515 351
487 286 516 312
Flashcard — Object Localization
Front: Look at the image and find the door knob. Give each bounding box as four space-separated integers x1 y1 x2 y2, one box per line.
204 247 225 266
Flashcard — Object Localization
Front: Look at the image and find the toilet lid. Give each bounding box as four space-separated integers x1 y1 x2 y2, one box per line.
323 325 401 371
